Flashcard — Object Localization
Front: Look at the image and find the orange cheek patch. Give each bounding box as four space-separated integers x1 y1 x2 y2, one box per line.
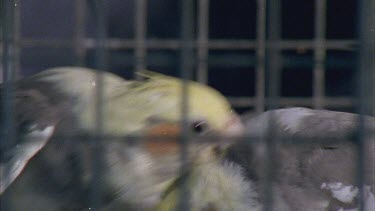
143 123 182 155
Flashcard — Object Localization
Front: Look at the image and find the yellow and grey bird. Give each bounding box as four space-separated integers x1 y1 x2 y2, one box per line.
2 67 260 211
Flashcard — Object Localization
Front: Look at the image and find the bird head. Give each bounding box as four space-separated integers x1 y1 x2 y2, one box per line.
82 70 244 161
89 70 244 136
137 70 244 136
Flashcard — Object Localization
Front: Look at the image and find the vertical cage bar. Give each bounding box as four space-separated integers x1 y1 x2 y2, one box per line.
13 0 20 79
74 0 87 66
356 0 374 210
88 0 108 209
255 0 266 112
313 0 327 109
197 0 209 84
264 0 282 210
178 0 194 210
91 0 108 70
267 0 282 107
134 0 147 74
356 0 375 117
1 0 16 210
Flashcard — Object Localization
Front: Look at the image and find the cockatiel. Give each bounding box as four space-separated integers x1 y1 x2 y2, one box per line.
2 67 260 211
228 107 374 211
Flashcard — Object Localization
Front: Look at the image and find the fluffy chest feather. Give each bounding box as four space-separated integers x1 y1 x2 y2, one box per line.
157 160 261 211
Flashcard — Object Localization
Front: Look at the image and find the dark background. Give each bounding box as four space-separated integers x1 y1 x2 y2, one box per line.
14 0 358 112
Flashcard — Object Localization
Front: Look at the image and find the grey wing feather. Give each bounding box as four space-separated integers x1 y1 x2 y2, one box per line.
244 107 374 139
0 89 59 194
0 126 55 194
235 107 375 210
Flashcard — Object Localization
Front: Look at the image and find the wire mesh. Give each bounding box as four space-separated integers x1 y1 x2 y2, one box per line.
0 0 373 210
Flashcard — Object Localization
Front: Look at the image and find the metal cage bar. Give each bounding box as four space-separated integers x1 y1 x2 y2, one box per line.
356 0 375 210
266 0 282 109
1 0 17 210
196 0 209 84
74 0 87 66
134 0 147 74
11 38 357 50
263 0 282 210
178 0 195 210
13 0 20 80
255 0 266 112
88 0 108 209
313 0 327 109
228 96 354 107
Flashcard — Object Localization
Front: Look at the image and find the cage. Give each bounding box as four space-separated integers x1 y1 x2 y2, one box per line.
1 0 374 210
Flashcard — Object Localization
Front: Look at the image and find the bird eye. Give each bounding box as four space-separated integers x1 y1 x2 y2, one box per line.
191 121 208 134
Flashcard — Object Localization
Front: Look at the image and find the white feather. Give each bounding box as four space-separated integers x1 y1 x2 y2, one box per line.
190 160 261 211
245 107 314 136
276 107 314 133
338 186 375 211
321 182 358 203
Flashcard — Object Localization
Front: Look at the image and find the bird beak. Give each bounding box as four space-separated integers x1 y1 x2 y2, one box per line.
221 113 245 137
209 114 245 156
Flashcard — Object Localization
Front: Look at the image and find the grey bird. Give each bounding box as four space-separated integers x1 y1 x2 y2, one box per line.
227 107 374 211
